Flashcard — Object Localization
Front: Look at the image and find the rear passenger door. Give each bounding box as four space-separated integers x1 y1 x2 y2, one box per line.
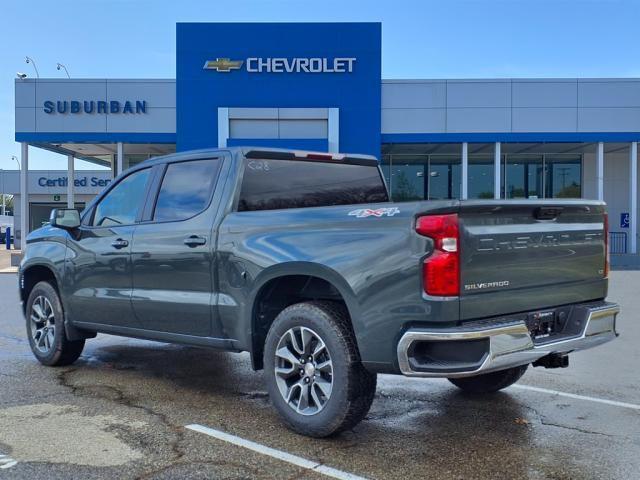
130 157 225 337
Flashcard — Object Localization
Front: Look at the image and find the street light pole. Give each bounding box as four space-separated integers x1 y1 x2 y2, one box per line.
1 169 4 216
11 156 20 169
25 56 39 78
56 63 70 78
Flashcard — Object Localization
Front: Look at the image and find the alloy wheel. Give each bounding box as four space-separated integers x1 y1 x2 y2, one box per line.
274 326 333 415
30 295 55 354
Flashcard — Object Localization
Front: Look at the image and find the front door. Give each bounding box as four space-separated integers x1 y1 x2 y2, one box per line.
130 157 223 337
66 167 152 328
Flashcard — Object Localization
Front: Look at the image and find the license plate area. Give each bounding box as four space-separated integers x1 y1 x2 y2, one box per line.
525 306 576 344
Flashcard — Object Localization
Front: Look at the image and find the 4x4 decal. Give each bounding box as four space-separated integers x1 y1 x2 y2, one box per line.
348 207 400 218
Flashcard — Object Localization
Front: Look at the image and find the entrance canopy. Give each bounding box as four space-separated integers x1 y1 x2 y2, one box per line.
31 142 176 170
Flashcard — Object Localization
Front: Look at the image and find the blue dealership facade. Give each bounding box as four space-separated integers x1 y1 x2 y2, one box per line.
13 22 640 254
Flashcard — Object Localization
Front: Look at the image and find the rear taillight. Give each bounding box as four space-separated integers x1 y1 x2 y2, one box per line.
604 213 609 278
416 214 460 296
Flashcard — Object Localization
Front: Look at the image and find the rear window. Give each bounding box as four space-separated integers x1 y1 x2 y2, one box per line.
238 159 388 212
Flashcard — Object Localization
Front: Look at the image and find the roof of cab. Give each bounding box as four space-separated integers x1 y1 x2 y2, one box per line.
140 147 379 168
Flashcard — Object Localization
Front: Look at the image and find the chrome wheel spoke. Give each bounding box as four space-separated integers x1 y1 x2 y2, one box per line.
274 325 333 416
287 329 305 355
275 346 301 368
275 365 296 378
310 384 325 410
300 328 314 355
297 384 310 413
285 381 302 403
316 359 332 374
32 302 45 321
46 329 55 349
37 328 46 348
314 377 332 397
312 339 326 358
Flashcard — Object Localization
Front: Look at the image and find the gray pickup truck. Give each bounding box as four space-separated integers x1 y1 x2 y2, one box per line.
19 147 619 437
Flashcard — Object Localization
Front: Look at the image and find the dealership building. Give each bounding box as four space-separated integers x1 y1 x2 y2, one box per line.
12 22 640 254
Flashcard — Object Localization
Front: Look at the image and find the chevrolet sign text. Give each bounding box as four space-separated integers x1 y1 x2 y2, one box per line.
204 57 356 73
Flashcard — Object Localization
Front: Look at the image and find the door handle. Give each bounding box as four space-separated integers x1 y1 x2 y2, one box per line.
183 235 207 247
111 238 129 249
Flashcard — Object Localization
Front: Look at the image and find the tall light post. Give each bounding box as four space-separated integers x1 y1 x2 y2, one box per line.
25 56 39 78
56 63 70 78
9 155 21 217
1 169 4 216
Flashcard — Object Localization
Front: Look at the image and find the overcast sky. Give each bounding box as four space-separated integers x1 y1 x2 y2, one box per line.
1 0 638 171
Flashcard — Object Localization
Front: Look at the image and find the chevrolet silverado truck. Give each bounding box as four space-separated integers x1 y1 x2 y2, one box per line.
19 147 619 437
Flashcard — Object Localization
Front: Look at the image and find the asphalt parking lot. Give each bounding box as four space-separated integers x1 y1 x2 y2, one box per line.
0 272 638 480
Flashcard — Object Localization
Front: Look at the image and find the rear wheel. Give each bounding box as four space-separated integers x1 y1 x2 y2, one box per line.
263 301 376 437
448 365 528 393
26 281 85 366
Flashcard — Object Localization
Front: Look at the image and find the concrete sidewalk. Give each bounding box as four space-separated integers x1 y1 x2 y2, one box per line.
0 249 20 273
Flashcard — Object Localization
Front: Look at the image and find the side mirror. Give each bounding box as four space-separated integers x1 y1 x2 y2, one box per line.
50 208 81 230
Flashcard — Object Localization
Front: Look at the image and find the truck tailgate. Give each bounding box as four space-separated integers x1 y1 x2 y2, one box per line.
459 201 608 320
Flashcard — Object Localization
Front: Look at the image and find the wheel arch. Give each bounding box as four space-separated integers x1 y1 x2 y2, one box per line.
20 263 61 309
248 262 361 370
20 261 95 341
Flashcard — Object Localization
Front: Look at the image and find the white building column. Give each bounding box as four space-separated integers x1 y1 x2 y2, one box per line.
328 108 340 153
461 142 468 200
597 142 604 201
116 142 124 176
20 143 28 250
494 142 501 199
630 141 638 254
67 154 75 208
217 108 229 148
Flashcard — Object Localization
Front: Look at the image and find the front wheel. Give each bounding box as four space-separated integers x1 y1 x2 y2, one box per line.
448 365 528 393
263 301 376 437
26 281 85 366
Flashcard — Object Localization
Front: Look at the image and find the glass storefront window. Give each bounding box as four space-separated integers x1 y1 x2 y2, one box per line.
502 153 582 199
382 144 582 201
504 155 544 199
545 155 582 198
381 144 462 202
468 155 494 199
428 155 461 200
388 155 426 202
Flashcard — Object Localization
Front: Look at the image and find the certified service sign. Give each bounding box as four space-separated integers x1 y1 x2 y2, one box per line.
204 57 356 73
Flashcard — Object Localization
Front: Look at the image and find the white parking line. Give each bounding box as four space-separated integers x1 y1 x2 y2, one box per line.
185 424 369 480
0 454 18 469
512 384 640 411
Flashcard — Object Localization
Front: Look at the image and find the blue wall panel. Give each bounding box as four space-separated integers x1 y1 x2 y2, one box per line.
176 23 381 157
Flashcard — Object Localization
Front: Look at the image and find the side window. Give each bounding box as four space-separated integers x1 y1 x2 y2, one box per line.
153 159 220 222
92 168 151 227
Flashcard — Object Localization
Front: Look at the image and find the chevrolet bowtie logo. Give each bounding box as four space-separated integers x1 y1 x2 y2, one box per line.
203 58 244 72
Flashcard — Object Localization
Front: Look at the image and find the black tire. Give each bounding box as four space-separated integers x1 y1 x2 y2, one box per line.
448 365 528 394
25 281 85 366
263 301 377 438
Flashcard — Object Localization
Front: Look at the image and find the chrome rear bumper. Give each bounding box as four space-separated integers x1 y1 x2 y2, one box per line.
397 302 619 378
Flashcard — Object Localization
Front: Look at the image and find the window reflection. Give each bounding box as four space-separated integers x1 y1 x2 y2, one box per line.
154 159 220 221
468 155 494 199
382 144 582 201
504 155 544 199
546 155 582 198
